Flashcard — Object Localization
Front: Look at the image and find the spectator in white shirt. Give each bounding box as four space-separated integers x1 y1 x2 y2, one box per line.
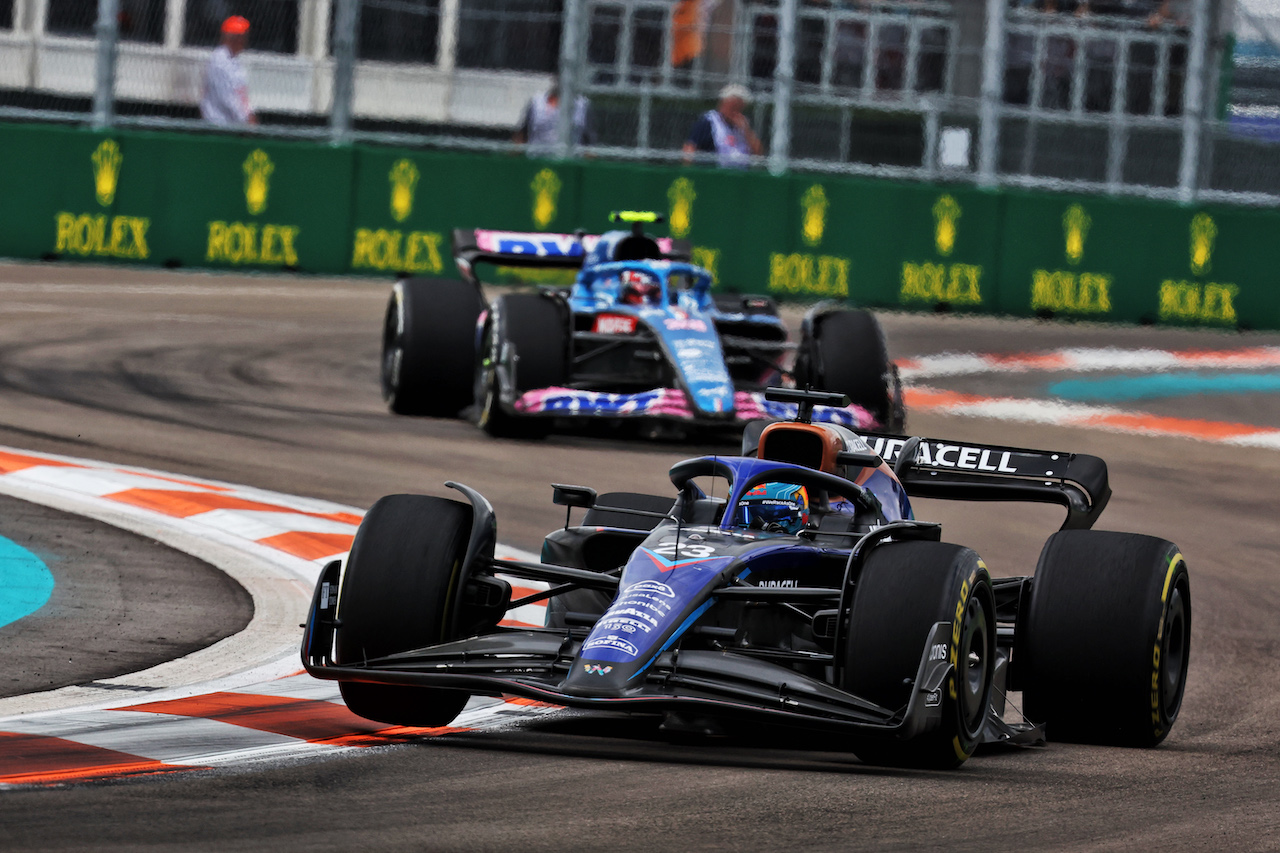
200 15 256 126
512 86 596 157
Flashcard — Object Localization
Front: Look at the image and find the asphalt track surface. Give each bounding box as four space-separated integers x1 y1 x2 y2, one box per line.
1 261 1279 851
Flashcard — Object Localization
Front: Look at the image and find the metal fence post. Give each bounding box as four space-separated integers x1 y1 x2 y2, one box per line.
330 0 361 143
769 0 798 175
556 0 584 160
92 0 120 129
1178 0 1213 203
977 0 1006 186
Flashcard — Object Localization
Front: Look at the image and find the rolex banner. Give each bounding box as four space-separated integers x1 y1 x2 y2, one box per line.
0 124 355 272
2 121 1279 332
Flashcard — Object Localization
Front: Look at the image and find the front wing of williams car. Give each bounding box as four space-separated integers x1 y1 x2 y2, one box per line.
302 506 957 739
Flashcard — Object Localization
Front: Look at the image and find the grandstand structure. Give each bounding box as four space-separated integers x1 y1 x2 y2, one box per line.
1 0 1278 202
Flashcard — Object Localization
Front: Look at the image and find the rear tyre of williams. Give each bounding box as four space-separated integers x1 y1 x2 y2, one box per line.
844 541 996 768
476 293 568 439
797 309 904 431
335 495 474 726
1019 530 1191 747
381 278 484 416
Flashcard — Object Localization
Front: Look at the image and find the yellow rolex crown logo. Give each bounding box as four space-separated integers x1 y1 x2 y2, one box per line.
667 177 696 239
389 159 420 223
91 140 123 207
933 195 961 257
531 168 561 229
1063 204 1091 266
801 185 828 248
243 149 274 216
1190 212 1217 276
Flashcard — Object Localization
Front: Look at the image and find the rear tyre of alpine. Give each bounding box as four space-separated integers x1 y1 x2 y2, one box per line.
796 309 903 431
335 495 474 726
843 541 995 769
475 293 568 439
381 278 484 416
1018 530 1191 747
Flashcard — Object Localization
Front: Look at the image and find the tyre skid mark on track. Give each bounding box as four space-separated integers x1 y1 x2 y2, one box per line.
0 446 553 788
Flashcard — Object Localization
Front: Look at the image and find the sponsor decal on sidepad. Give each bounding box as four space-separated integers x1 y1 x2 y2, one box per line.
593 313 638 335
582 636 641 657
664 317 708 332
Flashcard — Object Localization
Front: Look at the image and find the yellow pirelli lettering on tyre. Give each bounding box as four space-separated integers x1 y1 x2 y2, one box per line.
948 569 977 701
1151 552 1184 733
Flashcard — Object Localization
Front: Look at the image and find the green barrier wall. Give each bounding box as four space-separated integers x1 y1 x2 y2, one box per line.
3 121 1278 331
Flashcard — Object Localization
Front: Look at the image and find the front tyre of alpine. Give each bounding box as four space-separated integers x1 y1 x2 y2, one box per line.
381 278 484 417
843 541 996 769
334 495 476 727
1018 530 1191 747
474 293 568 439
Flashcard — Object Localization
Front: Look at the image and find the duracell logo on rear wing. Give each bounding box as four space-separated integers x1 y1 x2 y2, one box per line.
860 435 1071 479
856 432 1111 530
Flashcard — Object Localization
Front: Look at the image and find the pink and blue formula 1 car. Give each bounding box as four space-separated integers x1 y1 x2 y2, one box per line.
379 212 904 438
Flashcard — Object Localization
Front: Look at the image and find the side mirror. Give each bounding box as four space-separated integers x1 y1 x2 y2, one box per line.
893 436 923 480
552 484 597 509
552 484 598 530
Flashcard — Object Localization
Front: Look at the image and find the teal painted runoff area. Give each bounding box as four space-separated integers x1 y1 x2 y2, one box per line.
0 534 55 629
1050 372 1280 402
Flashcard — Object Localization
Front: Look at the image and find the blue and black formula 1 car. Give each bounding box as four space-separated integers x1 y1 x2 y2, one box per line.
303 388 1191 768
379 212 905 437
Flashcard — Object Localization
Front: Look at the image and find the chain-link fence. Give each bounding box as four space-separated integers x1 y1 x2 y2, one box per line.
1 0 1278 203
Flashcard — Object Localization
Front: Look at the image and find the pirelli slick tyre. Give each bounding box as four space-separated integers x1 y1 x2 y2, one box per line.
335 495 473 727
796 309 902 431
381 278 484 417
1019 530 1191 747
475 293 568 439
843 541 995 769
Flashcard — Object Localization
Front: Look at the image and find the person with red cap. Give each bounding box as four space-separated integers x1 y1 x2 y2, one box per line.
200 15 257 126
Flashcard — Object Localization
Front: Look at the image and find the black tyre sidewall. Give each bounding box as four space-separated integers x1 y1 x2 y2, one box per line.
475 293 567 438
335 494 474 726
382 278 483 417
801 310 892 425
843 541 995 768
1020 530 1191 746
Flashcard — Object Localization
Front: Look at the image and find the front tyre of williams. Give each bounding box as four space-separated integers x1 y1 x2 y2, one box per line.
335 495 479 726
843 541 996 768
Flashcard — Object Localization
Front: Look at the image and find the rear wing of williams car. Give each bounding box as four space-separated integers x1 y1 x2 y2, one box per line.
857 432 1111 530
452 228 691 286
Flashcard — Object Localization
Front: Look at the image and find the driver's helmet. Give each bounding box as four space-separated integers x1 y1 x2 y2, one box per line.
733 482 811 534
619 269 661 306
